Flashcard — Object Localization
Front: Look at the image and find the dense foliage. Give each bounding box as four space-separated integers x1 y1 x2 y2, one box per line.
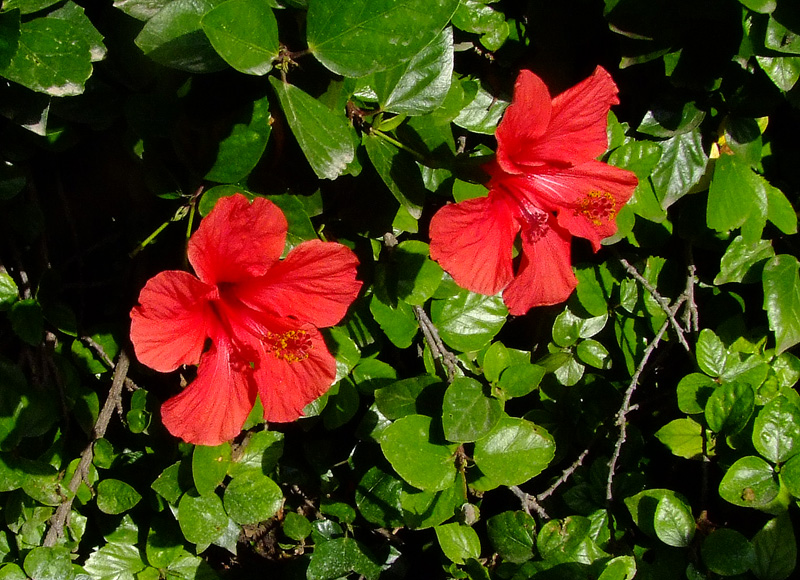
1 0 799 578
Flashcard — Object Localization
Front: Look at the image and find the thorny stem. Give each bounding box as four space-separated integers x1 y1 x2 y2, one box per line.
44 350 131 546
510 485 548 520
536 446 592 503
605 296 687 506
616 254 691 353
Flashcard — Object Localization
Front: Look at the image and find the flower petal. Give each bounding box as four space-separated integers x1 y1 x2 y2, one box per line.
495 69 552 174
429 193 519 296
235 240 362 328
503 220 576 314
160 338 257 446
504 67 620 170
188 194 287 285
253 322 337 423
130 270 214 373
529 160 638 250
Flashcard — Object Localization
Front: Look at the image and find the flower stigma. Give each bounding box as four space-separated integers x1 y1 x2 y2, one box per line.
576 190 617 226
264 329 312 363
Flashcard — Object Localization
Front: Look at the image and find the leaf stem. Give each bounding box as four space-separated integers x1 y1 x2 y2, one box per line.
372 129 426 162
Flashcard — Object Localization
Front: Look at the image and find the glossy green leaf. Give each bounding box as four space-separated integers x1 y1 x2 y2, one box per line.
752 513 796 580
204 97 272 183
651 128 708 209
96 479 142 515
393 241 443 305
753 396 800 463
270 77 358 180
374 375 439 420
762 255 800 355
306 537 382 580
452 0 509 51
576 339 610 369
431 290 507 353
696 328 727 377
707 154 770 239
48 1 106 62
715 235 775 285
676 373 716 414
23 546 75 580
369 293 419 348
498 363 545 398
705 381 754 435
201 0 279 75
192 443 231 496
719 455 779 509
483 341 511 383
624 489 692 538
306 0 459 77
0 17 92 97
486 511 536 564
380 414 457 491
355 465 405 528
364 132 426 218
472 416 555 489
134 0 227 73
151 462 190 505
3 0 62 13
373 27 453 115
738 0 776 13
453 78 508 133
83 542 146 579
756 55 800 92
537 516 607 565
655 418 705 459
638 101 705 138
177 491 229 546
352 358 398 394
435 523 481 564
441 377 503 443
283 512 313 541
223 471 282 525
653 493 695 547
401 480 464 529
9 299 42 346
702 528 755 576
598 556 637 580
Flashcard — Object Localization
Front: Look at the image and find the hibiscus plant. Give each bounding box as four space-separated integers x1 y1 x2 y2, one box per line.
0 1 799 579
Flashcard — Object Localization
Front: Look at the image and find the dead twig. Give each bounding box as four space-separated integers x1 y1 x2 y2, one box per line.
509 485 548 520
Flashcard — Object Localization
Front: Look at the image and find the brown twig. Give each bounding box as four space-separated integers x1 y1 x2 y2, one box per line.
509 485 548 519
616 255 691 353
44 350 131 546
81 336 139 391
413 305 458 382
536 446 592 502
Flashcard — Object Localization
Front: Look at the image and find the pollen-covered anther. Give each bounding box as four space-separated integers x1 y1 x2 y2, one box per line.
264 329 312 363
576 190 617 226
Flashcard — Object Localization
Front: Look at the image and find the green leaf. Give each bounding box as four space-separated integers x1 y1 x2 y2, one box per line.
653 494 695 547
401 480 464 529
598 556 637 580
355 465 405 528
676 373 717 414
177 491 229 546
23 547 75 580
352 358 398 394
431 290 507 353
537 516 607 565
393 240 444 305
0 564 26 580
364 132 426 218
707 154 771 240
380 414 458 491
651 128 708 209
223 471 282 525
145 517 184 569
323 377 360 429
472 416 555 489
753 396 800 463
486 511 536 564
765 180 797 234
283 512 313 541
306 537 383 580
134 0 227 73
624 489 691 538
756 55 800 92
9 299 42 346
192 443 231 496
201 0 279 75
705 381 755 435
738 0 776 14
655 418 705 459
442 377 503 443
374 375 440 420
498 363 545 398
762 255 800 355
204 96 272 183
576 339 611 369
752 513 797 580
0 17 92 97
2 0 62 14
452 0 509 51
453 78 508 134
83 542 146 580
369 293 419 348
702 528 756 576
48 1 106 62
96 479 142 515
696 328 727 378
718 455 779 509
269 77 358 180
372 27 453 115
482 341 511 383
715 235 775 285
151 462 190 505
435 523 481 564
638 101 705 138
306 0 459 77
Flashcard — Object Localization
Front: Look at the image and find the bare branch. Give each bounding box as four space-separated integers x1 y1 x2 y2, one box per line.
509 485 548 520
413 305 458 382
537 446 591 502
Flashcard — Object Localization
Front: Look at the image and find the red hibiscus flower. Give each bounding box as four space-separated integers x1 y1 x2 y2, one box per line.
430 67 637 315
130 194 361 446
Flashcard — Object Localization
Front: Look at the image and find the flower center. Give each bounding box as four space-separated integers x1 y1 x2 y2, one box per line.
575 190 617 226
263 330 312 363
517 202 551 244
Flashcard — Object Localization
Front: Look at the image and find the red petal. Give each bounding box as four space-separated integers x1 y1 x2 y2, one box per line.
505 67 620 170
495 70 552 174
529 160 638 250
235 240 362 328
188 194 287 285
253 323 337 422
160 338 258 446
130 270 214 373
429 193 518 296
503 221 576 314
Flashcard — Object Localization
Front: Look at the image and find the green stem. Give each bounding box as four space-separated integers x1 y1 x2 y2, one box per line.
372 129 426 162
129 220 171 259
